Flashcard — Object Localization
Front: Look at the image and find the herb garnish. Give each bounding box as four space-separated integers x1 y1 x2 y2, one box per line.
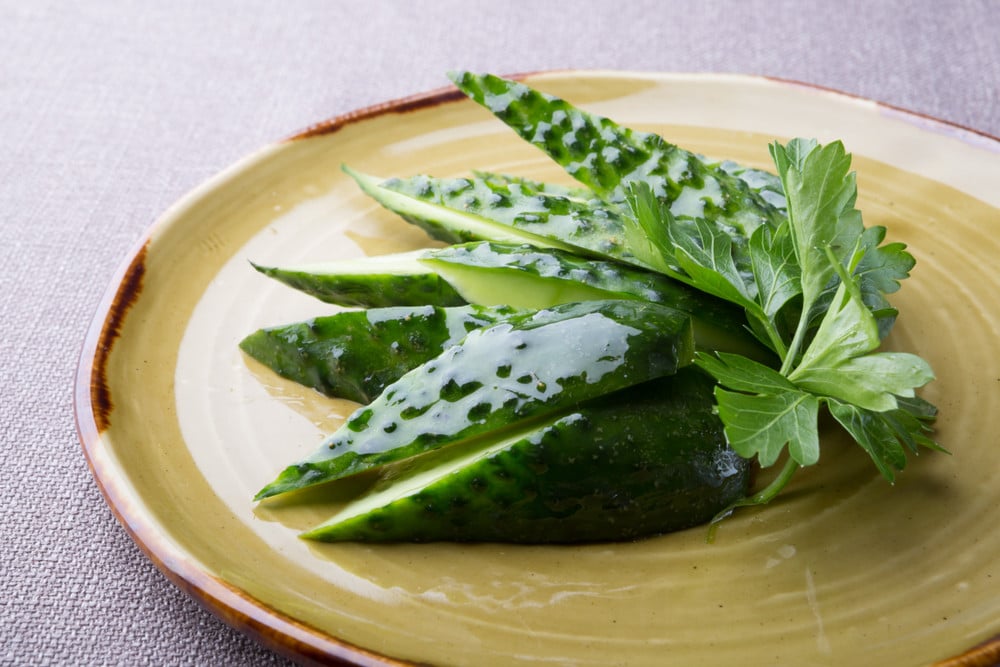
624 138 942 527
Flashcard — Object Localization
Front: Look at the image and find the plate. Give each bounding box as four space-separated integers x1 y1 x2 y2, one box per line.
76 72 1000 666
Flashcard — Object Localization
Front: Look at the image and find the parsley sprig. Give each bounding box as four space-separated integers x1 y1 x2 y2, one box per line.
624 138 942 525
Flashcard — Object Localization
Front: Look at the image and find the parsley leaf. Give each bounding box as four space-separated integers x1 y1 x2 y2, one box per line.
749 223 801 322
627 138 941 526
715 388 820 467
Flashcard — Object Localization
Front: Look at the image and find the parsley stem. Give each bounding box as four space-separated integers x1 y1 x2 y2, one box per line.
779 309 811 375
752 311 788 361
748 457 799 505
706 457 799 542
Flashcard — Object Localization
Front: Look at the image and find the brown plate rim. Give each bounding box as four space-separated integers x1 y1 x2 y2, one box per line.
74 70 1000 667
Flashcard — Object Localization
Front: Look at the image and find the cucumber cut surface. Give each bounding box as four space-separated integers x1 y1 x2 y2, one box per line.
253 251 465 308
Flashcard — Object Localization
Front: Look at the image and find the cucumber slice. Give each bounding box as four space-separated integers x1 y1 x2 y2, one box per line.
255 241 699 308
357 168 638 264
251 251 465 308
239 304 526 403
255 299 694 500
303 370 751 543
251 241 769 362
347 166 585 255
420 241 680 307
449 72 785 238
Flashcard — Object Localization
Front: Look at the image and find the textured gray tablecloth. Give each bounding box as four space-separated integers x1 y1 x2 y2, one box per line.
2 1 998 665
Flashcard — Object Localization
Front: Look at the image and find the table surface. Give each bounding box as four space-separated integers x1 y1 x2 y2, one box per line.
2 1 998 665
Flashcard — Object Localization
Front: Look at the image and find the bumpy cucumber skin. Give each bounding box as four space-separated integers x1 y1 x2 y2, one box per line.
450 72 786 238
252 262 466 308
425 242 750 338
238 305 522 403
381 173 632 259
305 370 750 543
255 299 694 500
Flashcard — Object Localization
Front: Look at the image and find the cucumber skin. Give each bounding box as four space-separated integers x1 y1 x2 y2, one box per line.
256 299 694 500
253 262 466 308
450 72 785 238
238 304 523 403
306 370 751 543
379 172 632 259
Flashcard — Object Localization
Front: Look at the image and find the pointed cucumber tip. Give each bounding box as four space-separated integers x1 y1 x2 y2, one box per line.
446 69 477 86
341 165 384 196
253 485 275 502
236 330 260 354
249 260 278 276
298 524 329 541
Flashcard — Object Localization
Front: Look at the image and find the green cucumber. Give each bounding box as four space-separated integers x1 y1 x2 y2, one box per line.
252 242 624 308
251 251 465 308
346 166 586 256
256 240 716 308
448 72 786 238
422 241 680 307
239 304 525 403
255 299 694 500
359 169 638 264
303 370 751 543
252 241 768 359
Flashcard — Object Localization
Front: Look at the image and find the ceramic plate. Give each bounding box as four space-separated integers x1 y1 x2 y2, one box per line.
76 72 1000 666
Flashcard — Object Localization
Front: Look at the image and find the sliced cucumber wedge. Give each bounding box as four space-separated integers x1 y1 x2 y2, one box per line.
304 370 751 543
239 304 526 403
449 71 785 238
251 241 770 362
251 251 465 308
255 299 694 500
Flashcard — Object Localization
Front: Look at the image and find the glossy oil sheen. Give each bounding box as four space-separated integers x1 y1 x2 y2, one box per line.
78 72 1000 666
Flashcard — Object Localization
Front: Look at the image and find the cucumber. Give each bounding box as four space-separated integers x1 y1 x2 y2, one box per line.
448 71 786 238
303 370 751 543
255 299 694 500
346 166 587 256
251 251 465 308
252 241 769 362
256 240 717 308
252 242 630 308
353 168 638 264
421 241 694 308
239 304 526 403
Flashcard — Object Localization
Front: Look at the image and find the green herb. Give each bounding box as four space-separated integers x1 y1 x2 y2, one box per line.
623 137 941 527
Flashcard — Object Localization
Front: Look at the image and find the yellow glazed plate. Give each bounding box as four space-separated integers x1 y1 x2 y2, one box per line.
76 72 1000 666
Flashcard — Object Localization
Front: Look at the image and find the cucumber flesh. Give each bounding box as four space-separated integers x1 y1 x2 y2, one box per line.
421 241 669 306
252 241 771 363
346 166 583 254
251 252 465 308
